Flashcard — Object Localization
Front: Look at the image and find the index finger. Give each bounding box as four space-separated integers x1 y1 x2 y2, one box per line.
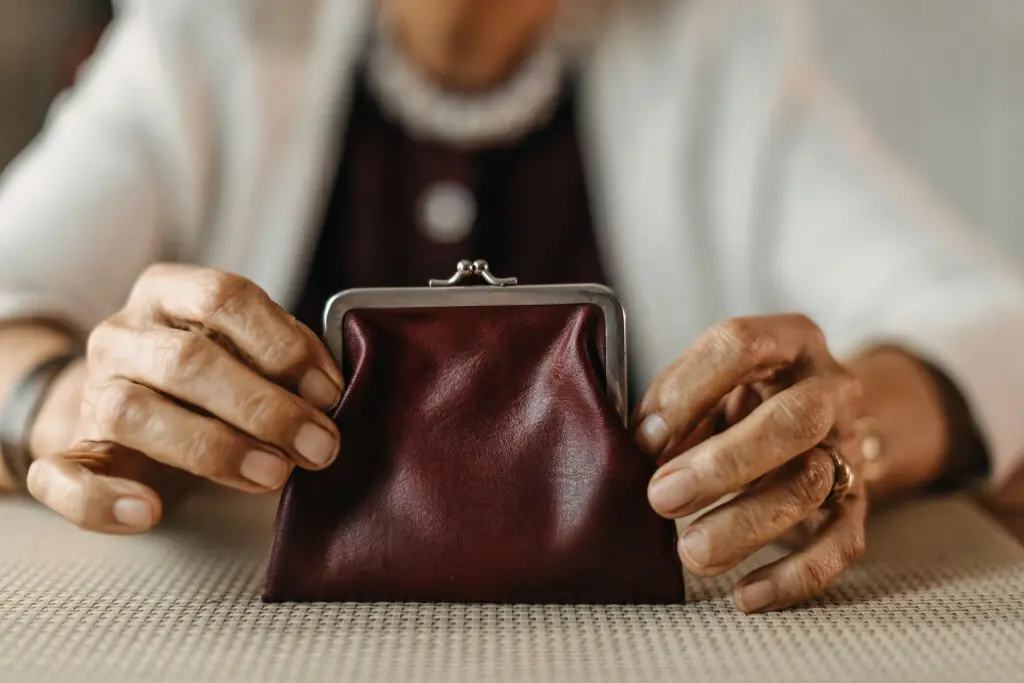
634 314 830 457
128 264 343 409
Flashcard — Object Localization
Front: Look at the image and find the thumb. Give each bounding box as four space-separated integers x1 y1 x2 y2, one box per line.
27 442 182 534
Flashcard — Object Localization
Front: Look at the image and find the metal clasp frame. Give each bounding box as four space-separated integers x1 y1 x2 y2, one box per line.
323 259 629 424
428 259 518 288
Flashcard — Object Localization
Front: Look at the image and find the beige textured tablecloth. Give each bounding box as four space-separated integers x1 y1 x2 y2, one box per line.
2 491 1023 683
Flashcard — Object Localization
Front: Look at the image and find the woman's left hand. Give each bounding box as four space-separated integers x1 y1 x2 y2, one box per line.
635 314 868 613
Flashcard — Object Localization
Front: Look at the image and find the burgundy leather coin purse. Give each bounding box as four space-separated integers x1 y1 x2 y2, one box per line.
263 260 683 604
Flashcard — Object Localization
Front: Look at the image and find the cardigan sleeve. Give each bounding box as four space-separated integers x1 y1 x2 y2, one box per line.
0 0 206 332
692 0 1024 492
759 43 1024 493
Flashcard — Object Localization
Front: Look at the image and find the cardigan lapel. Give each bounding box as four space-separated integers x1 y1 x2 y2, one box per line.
247 0 372 313
579 1 719 391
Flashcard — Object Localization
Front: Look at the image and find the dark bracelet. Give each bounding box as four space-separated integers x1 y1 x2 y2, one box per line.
0 352 83 490
923 362 991 493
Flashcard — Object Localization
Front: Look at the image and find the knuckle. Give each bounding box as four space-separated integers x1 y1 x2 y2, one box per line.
86 322 117 368
696 322 743 366
131 263 165 292
796 557 836 597
653 373 684 411
237 390 275 427
238 390 296 436
774 383 834 443
842 528 867 565
793 314 826 346
139 262 173 283
194 270 258 320
261 337 309 377
92 382 148 437
154 331 210 384
711 318 775 365
129 263 174 308
788 453 834 508
706 445 744 485
723 508 763 552
179 427 235 478
837 368 865 408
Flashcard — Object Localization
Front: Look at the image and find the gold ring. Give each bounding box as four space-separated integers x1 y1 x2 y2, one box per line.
821 443 855 505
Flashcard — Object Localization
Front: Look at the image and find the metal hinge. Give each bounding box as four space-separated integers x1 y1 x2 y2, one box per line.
428 259 519 288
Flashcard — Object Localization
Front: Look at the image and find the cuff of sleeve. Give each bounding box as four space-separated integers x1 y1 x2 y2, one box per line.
834 308 1024 493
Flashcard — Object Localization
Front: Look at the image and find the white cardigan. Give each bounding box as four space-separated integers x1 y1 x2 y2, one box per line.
1 0 1023 488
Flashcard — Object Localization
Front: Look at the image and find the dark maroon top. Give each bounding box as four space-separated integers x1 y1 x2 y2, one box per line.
292 72 608 332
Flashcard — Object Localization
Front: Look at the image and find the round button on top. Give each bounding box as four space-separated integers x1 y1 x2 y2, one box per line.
417 181 476 244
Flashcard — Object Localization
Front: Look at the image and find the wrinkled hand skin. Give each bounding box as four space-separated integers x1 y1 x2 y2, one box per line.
27 264 345 534
635 314 868 614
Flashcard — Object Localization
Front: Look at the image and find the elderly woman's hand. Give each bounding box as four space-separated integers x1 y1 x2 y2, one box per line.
635 314 867 613
27 264 344 533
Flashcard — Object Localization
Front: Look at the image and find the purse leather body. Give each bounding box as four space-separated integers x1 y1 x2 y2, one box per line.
264 303 683 603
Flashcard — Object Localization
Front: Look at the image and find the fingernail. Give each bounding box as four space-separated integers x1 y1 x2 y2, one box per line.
636 414 670 454
735 580 777 612
240 450 291 489
113 498 154 529
648 468 699 514
295 423 338 466
678 527 711 567
299 368 342 411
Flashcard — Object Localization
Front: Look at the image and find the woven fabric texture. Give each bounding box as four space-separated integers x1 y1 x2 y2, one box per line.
2 491 1023 683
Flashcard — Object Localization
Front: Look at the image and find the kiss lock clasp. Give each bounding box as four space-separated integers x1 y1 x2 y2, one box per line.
428 259 519 288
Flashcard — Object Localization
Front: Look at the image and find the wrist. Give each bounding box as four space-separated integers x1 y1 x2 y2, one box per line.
847 348 949 499
0 325 83 491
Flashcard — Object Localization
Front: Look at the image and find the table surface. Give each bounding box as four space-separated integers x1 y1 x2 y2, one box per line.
2 491 1024 683
991 506 1024 544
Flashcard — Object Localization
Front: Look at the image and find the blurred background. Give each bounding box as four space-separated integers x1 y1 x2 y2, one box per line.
0 0 111 170
817 0 1024 262
0 0 1021 261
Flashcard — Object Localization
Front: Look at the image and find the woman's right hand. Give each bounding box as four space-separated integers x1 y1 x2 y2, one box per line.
27 264 344 533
